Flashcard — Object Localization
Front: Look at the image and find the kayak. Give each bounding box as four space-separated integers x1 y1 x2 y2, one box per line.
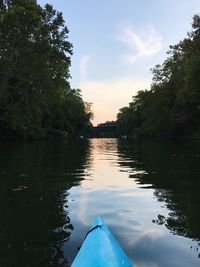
71 216 133 267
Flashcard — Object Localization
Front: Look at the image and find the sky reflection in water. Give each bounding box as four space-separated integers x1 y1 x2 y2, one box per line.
0 139 199 267
64 139 200 266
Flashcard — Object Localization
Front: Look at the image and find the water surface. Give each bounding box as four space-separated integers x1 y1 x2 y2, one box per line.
0 138 199 267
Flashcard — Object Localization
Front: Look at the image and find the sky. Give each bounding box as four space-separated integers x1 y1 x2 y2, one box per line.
38 0 199 125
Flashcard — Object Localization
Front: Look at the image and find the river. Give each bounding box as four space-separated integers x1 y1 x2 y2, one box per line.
0 138 199 267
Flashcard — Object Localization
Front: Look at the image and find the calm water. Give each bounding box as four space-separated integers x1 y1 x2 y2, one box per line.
0 138 200 267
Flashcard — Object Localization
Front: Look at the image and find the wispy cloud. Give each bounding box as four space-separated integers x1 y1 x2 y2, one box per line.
167 0 199 8
117 23 163 63
79 55 91 81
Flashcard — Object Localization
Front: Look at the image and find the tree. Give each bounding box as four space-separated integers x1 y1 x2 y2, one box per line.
0 1 91 139
117 14 200 139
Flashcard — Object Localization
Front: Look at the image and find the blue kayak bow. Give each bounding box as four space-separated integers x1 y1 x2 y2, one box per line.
71 217 133 267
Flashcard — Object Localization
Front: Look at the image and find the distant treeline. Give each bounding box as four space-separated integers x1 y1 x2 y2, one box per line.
0 0 92 140
117 15 200 139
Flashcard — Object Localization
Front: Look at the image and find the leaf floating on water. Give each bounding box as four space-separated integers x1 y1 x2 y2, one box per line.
19 174 29 178
12 185 28 191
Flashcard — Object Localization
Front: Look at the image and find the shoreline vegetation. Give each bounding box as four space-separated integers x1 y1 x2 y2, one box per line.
117 14 200 140
0 0 92 141
1 2 200 141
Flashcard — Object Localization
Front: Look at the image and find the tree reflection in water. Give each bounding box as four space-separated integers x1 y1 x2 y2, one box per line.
0 140 90 267
117 139 200 258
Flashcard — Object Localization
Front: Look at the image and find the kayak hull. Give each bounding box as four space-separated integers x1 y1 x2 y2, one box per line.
71 217 133 267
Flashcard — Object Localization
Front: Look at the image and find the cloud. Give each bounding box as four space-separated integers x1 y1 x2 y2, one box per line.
167 0 199 8
79 77 150 125
79 55 91 81
117 23 163 63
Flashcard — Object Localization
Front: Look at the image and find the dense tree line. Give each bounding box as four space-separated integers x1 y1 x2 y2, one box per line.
0 0 92 139
117 15 200 139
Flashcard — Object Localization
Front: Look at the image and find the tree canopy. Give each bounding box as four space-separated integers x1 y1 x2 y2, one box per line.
0 0 92 139
117 14 200 139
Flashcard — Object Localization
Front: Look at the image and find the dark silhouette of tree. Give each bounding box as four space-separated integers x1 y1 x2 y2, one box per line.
0 0 92 139
117 14 200 139
0 139 90 267
117 139 200 257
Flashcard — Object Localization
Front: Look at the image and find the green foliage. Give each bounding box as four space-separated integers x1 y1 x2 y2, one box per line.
0 0 92 139
117 14 200 139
